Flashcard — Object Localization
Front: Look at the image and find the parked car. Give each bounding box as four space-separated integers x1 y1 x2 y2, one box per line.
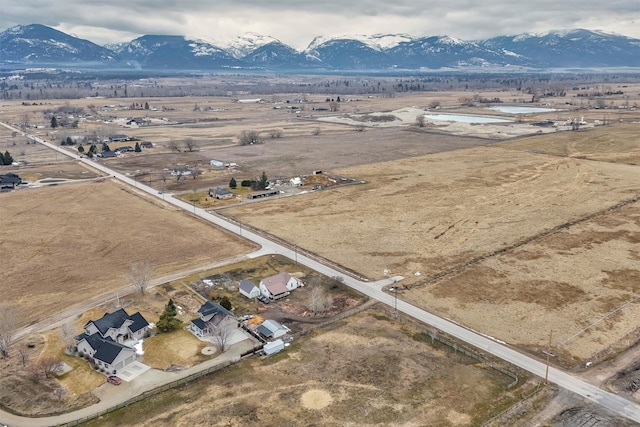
257 295 270 304
107 375 122 385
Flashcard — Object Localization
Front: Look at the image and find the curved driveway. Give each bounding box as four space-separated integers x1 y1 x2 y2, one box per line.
3 123 640 425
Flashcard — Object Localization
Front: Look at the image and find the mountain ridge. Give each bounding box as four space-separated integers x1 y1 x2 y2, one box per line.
2 24 640 71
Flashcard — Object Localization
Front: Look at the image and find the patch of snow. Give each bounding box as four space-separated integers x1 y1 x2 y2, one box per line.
134 339 144 355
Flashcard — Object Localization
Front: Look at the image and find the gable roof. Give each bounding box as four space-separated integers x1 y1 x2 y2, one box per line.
198 301 234 319
83 334 132 364
261 272 292 295
239 279 257 293
87 308 130 336
85 308 149 337
128 311 150 333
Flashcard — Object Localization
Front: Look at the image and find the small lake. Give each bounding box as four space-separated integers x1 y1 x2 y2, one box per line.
423 114 512 124
486 106 559 114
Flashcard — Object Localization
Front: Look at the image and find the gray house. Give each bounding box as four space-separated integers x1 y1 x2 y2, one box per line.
209 187 235 200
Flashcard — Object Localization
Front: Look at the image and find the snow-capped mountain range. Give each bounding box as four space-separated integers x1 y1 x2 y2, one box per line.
2 24 640 71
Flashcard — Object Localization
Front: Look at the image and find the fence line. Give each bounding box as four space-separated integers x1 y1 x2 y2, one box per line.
481 384 547 427
59 357 239 427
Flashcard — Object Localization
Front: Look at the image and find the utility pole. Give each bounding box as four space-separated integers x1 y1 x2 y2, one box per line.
545 330 552 385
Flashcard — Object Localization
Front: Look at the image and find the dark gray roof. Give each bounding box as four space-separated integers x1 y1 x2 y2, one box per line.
191 318 207 330
128 312 150 333
256 325 273 337
83 334 132 364
239 279 257 293
0 173 21 184
85 308 149 337
198 301 234 319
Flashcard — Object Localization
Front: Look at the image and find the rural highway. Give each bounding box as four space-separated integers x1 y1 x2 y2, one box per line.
6 123 640 424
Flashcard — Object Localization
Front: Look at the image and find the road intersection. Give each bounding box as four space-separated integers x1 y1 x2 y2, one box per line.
4 122 640 425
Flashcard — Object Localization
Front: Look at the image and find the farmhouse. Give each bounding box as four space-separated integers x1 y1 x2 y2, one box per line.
238 279 260 299
257 319 290 339
259 271 302 300
190 301 236 337
0 173 22 189
140 141 153 149
75 308 149 374
209 186 235 200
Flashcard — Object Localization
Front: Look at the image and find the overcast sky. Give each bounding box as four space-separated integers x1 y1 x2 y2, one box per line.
3 1 640 49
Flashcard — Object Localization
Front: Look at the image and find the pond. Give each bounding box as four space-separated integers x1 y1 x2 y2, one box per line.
423 114 512 124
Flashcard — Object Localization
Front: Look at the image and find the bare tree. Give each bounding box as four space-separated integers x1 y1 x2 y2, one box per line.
329 101 340 112
428 99 441 109
270 128 283 139
160 169 168 184
167 140 180 152
308 284 331 316
17 346 30 367
311 127 321 136
128 262 152 295
184 138 199 152
238 130 263 145
415 115 426 128
60 322 75 353
211 323 232 352
429 327 439 344
0 303 19 358
191 165 202 180
36 355 64 378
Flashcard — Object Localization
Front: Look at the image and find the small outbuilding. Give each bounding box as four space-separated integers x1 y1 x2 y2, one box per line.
263 339 285 355
238 279 260 299
257 319 290 339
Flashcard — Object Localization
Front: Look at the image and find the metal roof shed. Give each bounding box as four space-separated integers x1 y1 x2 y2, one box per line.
263 339 285 355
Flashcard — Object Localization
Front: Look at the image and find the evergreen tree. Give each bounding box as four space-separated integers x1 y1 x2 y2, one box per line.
2 151 13 165
219 296 232 311
156 299 182 332
258 171 269 190
144 102 149 110
77 145 85 153
229 177 237 188
101 142 111 152
50 116 57 128
65 137 74 146
135 142 141 152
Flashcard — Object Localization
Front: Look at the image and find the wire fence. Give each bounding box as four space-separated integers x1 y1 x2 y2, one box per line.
59 357 240 427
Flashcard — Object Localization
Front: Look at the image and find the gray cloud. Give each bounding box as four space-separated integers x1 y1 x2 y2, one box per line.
2 0 640 49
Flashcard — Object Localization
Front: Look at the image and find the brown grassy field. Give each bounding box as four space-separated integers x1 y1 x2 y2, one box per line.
221 123 640 365
0 179 256 327
83 309 526 427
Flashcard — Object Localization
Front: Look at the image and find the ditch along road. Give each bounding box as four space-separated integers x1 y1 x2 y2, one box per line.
6 123 640 425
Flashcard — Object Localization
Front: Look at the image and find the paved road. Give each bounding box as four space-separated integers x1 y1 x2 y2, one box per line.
4 122 640 425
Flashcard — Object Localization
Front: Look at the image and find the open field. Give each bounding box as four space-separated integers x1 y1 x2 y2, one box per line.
82 309 526 427
222 126 640 364
0 180 256 327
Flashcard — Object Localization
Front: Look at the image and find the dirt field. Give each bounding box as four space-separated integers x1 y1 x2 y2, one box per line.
83 309 525 427
221 125 640 365
0 180 256 327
